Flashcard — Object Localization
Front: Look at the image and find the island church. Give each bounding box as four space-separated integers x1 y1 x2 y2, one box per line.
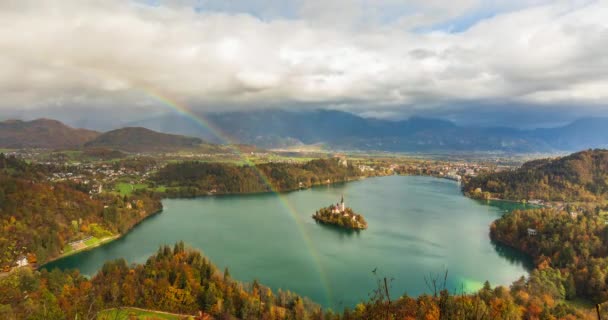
330 195 346 214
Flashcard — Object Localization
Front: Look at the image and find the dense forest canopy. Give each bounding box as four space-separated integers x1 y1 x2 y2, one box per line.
0 242 591 320
153 158 363 197
1 243 321 320
464 149 608 201
491 206 608 304
0 154 161 266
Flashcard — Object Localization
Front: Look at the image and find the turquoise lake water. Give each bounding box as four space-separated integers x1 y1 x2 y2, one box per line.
44 176 533 310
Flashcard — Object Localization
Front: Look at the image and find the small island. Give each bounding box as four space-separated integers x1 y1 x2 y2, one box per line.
312 195 368 230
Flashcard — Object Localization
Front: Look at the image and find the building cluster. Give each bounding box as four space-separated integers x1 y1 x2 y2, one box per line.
162 151 244 159
330 195 347 214
44 162 158 195
4 254 37 273
328 195 360 223
395 161 504 181
358 164 375 172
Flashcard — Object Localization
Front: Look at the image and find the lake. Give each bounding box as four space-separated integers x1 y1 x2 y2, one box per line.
44 176 533 310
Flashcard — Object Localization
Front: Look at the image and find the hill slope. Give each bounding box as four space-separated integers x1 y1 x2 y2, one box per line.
8 112 608 153
0 119 99 149
84 127 203 152
0 154 161 265
153 158 363 197
464 149 608 201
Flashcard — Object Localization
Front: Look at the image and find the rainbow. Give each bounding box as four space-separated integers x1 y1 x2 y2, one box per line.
143 89 334 306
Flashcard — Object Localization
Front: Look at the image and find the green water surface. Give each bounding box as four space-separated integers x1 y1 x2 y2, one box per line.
44 176 533 310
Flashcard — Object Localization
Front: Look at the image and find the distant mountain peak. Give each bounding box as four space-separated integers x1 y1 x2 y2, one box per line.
117 110 608 152
84 126 204 152
0 118 99 149
4 111 608 153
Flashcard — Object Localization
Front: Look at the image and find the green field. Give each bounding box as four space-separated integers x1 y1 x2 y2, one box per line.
60 236 115 258
84 236 100 246
115 182 148 195
62 245 73 254
98 307 191 320
152 186 167 192
60 237 99 256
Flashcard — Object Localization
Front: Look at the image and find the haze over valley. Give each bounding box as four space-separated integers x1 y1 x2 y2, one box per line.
4 112 608 153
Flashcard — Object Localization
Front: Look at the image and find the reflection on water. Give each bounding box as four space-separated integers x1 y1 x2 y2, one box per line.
491 239 534 271
314 221 363 237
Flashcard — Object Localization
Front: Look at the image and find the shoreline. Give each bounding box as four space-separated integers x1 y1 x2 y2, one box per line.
39 178 376 268
41 175 518 268
39 208 164 269
39 176 378 269
460 182 549 208
156 175 372 199
473 196 548 208
34 174 543 311
41 175 529 273
312 216 368 230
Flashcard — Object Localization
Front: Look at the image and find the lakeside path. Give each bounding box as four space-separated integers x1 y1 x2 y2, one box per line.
40 209 165 269
43 235 119 266
486 197 549 208
2 235 118 276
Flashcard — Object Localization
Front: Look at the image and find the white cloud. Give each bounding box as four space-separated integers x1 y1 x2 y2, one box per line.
0 0 606 118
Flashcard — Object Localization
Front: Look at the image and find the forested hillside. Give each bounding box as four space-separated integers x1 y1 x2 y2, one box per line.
0 243 321 320
464 149 608 201
491 206 608 306
0 242 590 319
0 154 162 267
153 158 363 197
84 127 203 152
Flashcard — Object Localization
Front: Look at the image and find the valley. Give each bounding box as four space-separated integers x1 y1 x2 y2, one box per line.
1 119 608 319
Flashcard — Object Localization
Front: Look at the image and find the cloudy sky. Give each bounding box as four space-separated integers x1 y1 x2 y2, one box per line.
1 0 607 128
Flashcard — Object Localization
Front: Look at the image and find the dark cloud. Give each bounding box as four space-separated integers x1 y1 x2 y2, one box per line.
0 0 607 127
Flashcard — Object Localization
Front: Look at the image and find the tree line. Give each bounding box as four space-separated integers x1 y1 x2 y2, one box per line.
0 241 591 320
1 242 322 320
464 149 608 202
152 158 363 197
492 206 608 305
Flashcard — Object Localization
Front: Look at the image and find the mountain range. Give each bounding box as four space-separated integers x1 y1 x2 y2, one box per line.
126 109 608 152
2 110 608 153
0 119 204 152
